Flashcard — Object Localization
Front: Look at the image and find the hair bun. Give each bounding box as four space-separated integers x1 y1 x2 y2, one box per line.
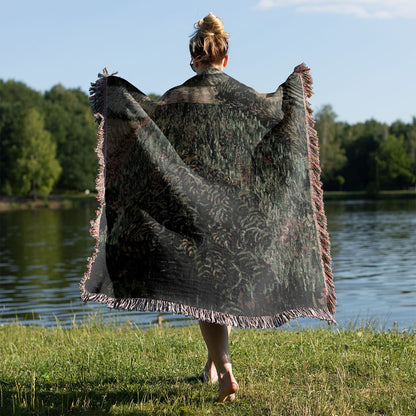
197 12 227 37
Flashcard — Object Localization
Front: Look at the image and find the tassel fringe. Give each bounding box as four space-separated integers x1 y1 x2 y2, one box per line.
80 291 337 328
295 63 336 315
79 69 111 294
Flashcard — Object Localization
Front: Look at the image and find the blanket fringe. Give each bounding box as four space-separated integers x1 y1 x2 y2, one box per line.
81 291 337 328
295 63 336 315
79 69 110 293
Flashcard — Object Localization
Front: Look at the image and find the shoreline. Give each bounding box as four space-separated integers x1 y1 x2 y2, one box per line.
323 190 416 201
0 190 415 211
0 194 98 211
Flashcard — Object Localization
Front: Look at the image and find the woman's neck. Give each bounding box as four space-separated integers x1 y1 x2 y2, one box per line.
193 55 228 74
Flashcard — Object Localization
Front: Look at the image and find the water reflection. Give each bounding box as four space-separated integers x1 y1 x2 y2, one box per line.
0 199 415 329
1 209 90 321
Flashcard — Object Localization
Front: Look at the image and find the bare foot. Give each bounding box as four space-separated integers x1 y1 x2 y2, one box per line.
200 358 218 384
215 372 239 403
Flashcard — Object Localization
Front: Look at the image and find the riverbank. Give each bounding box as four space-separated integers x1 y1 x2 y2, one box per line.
1 190 415 211
1 322 414 415
0 194 98 211
323 190 416 201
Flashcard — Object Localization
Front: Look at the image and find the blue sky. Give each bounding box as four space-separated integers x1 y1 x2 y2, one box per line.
1 0 415 124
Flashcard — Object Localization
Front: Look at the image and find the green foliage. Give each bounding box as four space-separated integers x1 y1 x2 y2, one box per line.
0 80 96 196
44 85 97 191
0 103 18 194
7 109 61 197
390 117 416 181
315 105 347 184
314 106 416 191
335 175 345 191
377 135 415 189
148 92 161 101
0 79 44 109
0 323 415 415
344 119 388 191
0 80 45 195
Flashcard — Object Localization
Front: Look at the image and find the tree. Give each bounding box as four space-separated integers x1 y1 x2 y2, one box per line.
0 103 18 194
0 80 45 194
0 79 44 109
390 118 416 181
376 135 415 189
340 119 387 191
148 93 161 101
10 109 62 198
44 85 97 191
314 105 347 188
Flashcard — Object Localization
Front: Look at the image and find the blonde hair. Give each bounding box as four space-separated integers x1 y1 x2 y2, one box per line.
189 12 229 65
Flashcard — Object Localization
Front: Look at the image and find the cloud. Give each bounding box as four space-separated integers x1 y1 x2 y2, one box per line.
256 0 416 19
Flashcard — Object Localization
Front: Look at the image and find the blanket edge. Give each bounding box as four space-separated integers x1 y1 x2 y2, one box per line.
80 291 337 328
294 63 336 314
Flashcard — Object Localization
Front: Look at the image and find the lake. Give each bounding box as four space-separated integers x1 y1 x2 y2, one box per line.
0 199 415 330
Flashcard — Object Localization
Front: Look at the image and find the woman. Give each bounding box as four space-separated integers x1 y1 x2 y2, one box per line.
81 12 336 404
188 12 239 403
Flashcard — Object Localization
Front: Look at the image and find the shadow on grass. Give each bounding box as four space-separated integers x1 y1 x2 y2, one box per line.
1 374 208 416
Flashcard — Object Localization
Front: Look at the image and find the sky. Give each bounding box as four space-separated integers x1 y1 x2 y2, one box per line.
1 0 415 124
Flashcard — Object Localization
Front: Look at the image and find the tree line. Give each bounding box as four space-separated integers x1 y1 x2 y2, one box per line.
315 105 416 192
0 80 97 198
0 80 415 198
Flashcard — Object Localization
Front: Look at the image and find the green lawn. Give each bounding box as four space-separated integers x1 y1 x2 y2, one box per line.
0 321 415 415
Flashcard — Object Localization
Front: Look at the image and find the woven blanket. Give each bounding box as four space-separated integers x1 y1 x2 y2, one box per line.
80 64 336 328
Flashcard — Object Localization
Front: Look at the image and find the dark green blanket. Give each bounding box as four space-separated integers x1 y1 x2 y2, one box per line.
80 64 336 328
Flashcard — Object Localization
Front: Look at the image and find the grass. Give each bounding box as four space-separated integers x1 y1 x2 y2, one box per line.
0 320 415 416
